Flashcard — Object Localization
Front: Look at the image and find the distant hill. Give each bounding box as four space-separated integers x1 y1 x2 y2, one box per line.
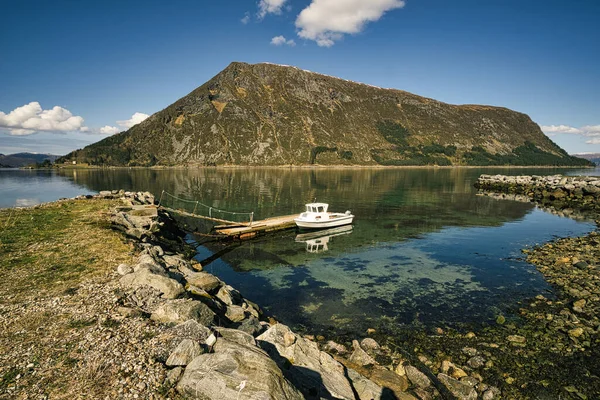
572 153 600 165
61 62 591 167
0 153 59 168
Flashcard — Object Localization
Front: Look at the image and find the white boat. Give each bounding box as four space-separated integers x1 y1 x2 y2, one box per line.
294 202 354 229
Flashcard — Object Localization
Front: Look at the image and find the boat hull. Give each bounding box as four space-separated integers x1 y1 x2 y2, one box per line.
294 215 354 229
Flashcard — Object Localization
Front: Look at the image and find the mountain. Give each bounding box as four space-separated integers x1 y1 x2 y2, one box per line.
0 153 59 168
572 153 600 165
61 62 591 167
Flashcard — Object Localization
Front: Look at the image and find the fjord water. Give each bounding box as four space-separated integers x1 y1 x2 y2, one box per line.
1 167 596 335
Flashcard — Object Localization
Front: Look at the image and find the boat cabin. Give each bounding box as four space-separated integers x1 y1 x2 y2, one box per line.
304 203 329 213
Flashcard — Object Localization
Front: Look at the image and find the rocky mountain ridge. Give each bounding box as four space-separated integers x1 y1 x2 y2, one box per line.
61 62 590 167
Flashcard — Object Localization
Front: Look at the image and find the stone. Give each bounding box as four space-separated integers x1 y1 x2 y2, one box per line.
177 338 303 400
236 316 264 337
395 363 406 376
507 335 526 344
369 367 410 396
482 386 501 400
568 327 584 338
346 368 383 400
215 328 257 347
225 305 247 322
117 263 133 275
361 337 380 351
449 366 468 379
324 340 348 354
165 367 183 386
257 323 356 399
405 365 431 388
349 339 377 366
120 266 184 299
216 285 243 306
166 339 203 366
185 271 222 293
168 320 212 342
151 299 216 326
437 373 477 400
467 356 486 369
163 254 187 268
462 347 478 356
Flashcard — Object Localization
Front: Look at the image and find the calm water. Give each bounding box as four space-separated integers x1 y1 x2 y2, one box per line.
1 167 597 335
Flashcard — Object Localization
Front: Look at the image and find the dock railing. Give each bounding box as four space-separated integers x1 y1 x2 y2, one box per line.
158 190 254 226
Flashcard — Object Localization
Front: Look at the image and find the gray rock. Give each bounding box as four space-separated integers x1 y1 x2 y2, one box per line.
405 365 431 388
236 316 264 337
168 320 212 343
163 254 187 269
120 266 184 299
437 373 477 400
324 340 348 354
166 339 203 366
482 386 501 400
216 284 243 305
225 305 247 322
349 339 377 366
185 271 222 293
368 367 409 397
177 338 303 400
360 337 380 351
467 355 486 369
257 323 355 399
215 328 257 347
117 263 133 275
165 366 183 386
346 368 383 400
151 299 216 326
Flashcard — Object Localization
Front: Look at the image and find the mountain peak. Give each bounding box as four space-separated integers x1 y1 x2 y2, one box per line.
63 62 590 167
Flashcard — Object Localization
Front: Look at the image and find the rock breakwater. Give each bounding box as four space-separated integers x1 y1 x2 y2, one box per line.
474 174 600 214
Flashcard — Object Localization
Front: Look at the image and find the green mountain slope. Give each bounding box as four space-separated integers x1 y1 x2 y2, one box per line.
61 62 591 167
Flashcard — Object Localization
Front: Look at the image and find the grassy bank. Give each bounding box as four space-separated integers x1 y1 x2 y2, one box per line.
0 199 175 398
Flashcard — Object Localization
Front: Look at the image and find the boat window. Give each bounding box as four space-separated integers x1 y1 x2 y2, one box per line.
317 206 324 212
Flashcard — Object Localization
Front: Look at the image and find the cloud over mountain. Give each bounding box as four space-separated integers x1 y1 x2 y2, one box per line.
296 0 405 47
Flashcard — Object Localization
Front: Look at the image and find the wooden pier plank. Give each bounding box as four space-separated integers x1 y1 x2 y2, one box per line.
215 214 298 237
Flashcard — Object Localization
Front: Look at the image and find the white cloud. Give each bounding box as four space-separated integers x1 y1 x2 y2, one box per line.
116 112 149 129
241 12 250 24
541 124 600 137
271 35 296 46
258 0 287 19
0 102 88 136
296 0 405 47
585 138 600 145
100 125 120 135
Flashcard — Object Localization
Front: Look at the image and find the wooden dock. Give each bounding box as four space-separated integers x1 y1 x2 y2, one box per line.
214 214 298 240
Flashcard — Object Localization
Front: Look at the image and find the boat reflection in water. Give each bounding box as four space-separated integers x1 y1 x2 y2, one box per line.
295 225 353 253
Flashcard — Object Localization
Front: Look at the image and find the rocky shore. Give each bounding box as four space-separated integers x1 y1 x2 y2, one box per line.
467 174 600 398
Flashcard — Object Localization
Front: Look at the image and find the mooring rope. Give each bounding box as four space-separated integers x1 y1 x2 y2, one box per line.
158 190 254 224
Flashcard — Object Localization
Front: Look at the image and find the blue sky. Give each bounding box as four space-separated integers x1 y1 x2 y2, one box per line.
1 0 599 155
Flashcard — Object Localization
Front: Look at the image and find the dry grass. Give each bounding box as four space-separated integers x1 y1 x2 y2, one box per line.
0 198 134 301
0 198 138 397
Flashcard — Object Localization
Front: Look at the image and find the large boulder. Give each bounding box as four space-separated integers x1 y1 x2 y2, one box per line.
185 271 222 293
257 324 356 399
437 373 477 400
151 299 216 326
166 338 204 366
120 265 184 299
177 338 303 399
